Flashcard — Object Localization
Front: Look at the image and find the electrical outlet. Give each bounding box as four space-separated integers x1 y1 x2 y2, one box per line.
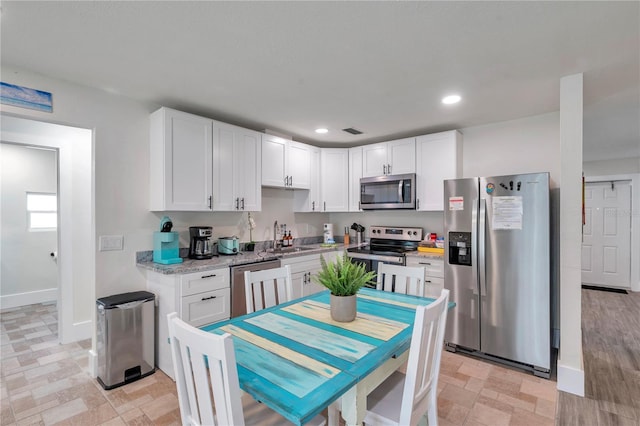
99 235 124 251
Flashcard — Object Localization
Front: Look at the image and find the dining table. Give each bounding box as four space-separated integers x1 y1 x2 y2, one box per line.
201 287 453 426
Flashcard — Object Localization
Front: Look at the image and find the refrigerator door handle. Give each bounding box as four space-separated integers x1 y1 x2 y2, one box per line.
471 198 479 296
479 198 487 296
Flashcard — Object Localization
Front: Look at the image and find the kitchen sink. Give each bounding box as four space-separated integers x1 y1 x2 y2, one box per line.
269 246 315 254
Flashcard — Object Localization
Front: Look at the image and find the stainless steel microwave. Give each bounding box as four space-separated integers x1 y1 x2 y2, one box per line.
360 173 416 210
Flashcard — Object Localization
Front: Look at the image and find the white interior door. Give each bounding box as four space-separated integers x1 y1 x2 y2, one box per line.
581 180 631 288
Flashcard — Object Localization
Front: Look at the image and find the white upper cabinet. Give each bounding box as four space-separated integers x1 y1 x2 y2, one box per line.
362 137 416 177
293 146 321 212
349 146 363 212
320 149 349 212
150 107 261 212
150 107 213 211
212 121 261 211
261 134 311 189
415 130 462 211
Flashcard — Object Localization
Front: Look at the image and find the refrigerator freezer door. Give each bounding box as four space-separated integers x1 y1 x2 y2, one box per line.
444 178 480 351
479 173 550 370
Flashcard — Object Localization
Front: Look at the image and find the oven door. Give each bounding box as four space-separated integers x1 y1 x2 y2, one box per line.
347 253 405 288
360 173 416 210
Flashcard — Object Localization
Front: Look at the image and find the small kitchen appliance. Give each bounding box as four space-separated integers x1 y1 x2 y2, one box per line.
189 226 215 259
152 216 182 264
359 173 416 210
444 172 550 377
347 225 423 287
217 236 239 255
323 223 334 244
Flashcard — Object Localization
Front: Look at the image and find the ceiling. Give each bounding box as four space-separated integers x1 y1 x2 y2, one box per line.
1 1 638 161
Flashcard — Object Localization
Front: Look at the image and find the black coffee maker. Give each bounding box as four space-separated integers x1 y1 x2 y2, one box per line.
189 226 215 259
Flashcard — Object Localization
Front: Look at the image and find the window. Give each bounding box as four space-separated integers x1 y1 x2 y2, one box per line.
27 192 57 230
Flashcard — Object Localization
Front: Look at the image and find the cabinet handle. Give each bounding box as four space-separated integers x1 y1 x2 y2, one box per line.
208 195 212 209
312 201 315 211
284 176 288 187
417 198 420 210
241 198 245 210
419 262 432 265
201 274 217 279
324 201 326 211
425 280 432 283
383 164 387 175
235 198 239 210
388 163 391 174
201 295 217 301
289 176 292 187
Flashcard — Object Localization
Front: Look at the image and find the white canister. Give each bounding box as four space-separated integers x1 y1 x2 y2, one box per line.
323 223 334 243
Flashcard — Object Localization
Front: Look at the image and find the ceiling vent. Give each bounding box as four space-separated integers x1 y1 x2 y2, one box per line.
342 127 363 135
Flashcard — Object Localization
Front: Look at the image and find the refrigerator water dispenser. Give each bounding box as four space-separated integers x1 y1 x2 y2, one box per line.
448 232 472 266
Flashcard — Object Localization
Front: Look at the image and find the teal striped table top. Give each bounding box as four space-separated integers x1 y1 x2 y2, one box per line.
201 288 452 425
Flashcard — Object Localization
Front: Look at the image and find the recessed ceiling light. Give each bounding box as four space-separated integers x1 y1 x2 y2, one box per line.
315 128 328 134
442 95 461 105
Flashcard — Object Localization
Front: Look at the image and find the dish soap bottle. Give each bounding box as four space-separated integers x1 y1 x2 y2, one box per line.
344 227 350 245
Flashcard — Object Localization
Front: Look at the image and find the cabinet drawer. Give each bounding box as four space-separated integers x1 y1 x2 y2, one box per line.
181 288 230 327
180 269 230 296
407 258 444 278
423 276 444 298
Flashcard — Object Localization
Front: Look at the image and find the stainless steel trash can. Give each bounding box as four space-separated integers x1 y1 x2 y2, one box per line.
96 291 155 390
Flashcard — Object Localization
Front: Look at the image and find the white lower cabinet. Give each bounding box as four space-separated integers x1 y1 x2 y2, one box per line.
282 250 343 299
405 255 444 298
146 266 230 380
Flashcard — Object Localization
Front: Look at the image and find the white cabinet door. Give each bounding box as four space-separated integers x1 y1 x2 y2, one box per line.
405 256 444 298
387 137 416 175
320 149 349 212
293 146 321 212
235 128 262 211
288 141 311 189
150 107 213 211
415 130 462 211
212 122 235 211
362 138 415 177
213 122 261 211
362 142 388 177
261 134 287 188
349 146 363 212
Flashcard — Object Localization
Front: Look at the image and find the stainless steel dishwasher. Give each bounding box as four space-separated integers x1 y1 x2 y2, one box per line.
230 259 281 317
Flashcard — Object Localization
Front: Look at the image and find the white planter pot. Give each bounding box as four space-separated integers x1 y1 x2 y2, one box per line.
330 294 357 322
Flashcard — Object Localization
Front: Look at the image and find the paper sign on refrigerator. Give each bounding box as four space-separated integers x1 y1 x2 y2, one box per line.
492 196 523 230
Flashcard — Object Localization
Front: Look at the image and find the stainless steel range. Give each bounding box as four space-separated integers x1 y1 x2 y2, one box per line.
347 226 423 287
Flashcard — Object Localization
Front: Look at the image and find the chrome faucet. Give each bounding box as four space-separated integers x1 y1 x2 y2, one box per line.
273 220 279 249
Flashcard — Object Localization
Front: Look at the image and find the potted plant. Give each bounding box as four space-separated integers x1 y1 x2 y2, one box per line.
314 253 377 322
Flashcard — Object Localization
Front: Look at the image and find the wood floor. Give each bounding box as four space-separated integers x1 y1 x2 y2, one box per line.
556 287 640 426
1 287 637 425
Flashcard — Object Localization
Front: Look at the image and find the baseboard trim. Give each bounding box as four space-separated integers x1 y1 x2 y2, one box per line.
0 288 57 310
557 362 585 396
72 320 92 342
88 350 98 378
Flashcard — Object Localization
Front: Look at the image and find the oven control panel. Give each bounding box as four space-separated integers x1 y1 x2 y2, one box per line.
369 226 423 242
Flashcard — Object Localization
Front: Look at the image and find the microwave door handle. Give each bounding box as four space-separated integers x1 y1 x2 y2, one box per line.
398 180 403 202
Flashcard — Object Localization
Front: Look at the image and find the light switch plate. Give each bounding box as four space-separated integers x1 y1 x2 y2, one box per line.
99 235 124 251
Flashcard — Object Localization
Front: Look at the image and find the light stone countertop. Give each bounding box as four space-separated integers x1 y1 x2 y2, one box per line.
405 251 445 261
137 243 363 275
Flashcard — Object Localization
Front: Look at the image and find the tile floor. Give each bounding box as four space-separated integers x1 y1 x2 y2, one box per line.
1 302 558 425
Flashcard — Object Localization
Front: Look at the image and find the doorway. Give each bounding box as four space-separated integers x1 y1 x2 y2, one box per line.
581 179 632 289
0 143 59 308
0 115 94 344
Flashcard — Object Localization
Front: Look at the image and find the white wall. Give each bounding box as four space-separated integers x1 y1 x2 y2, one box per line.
461 111 561 188
0 144 58 306
583 157 640 176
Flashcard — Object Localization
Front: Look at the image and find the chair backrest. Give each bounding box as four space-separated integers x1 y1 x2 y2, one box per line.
399 289 450 425
244 265 293 314
167 312 245 426
376 263 426 297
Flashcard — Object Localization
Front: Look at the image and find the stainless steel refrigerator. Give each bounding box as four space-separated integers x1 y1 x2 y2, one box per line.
444 172 550 377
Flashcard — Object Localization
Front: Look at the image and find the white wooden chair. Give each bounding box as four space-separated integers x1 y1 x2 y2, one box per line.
244 265 293 314
167 312 326 426
376 263 426 297
364 289 450 426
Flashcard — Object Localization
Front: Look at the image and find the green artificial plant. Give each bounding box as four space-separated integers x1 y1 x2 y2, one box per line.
314 253 377 297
